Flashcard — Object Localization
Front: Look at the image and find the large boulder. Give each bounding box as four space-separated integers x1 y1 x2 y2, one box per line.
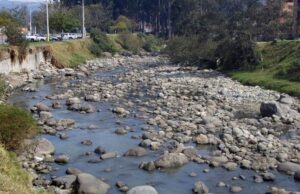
154 152 189 168
260 101 300 120
260 101 280 117
52 175 76 189
75 173 110 194
35 138 55 155
127 185 158 194
277 162 300 174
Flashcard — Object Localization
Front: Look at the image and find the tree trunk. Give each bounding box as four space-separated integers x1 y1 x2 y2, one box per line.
167 0 172 39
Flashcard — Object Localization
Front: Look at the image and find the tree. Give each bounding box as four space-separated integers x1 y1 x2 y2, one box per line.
50 12 80 33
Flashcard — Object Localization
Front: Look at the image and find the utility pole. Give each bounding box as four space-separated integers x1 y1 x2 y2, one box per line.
29 8 32 35
82 0 86 38
46 0 50 41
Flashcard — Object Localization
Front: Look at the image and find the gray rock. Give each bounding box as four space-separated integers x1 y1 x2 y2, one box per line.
115 127 127 135
55 154 70 164
100 152 117 160
124 147 147 157
193 181 209 194
260 101 280 117
39 111 53 121
230 186 242 193
223 162 237 171
195 134 209 145
35 138 55 155
52 101 62 109
52 175 76 189
80 104 96 113
66 167 82 175
127 185 158 194
66 97 80 106
278 94 294 105
139 161 156 171
81 139 93 146
75 173 110 194
36 103 50 112
154 153 189 168
112 107 128 115
261 172 276 181
294 171 300 181
94 146 106 155
277 162 300 174
57 119 75 128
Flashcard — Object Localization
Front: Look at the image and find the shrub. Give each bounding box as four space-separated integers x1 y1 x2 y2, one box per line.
0 104 38 151
89 28 116 56
276 62 300 82
117 32 143 53
0 78 7 99
165 36 217 67
4 24 28 48
215 34 259 70
138 33 161 52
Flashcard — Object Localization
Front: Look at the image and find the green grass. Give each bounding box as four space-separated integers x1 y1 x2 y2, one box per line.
0 145 51 194
229 40 300 97
0 104 39 151
32 39 95 68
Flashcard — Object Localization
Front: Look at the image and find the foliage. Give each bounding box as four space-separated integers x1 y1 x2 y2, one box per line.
117 32 143 53
138 33 161 52
0 145 51 194
4 24 29 48
111 15 133 33
50 12 80 33
0 78 7 100
89 28 116 56
215 34 259 70
0 104 39 151
165 36 217 67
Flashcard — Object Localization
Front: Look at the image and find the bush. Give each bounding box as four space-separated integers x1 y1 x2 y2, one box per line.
276 62 300 82
165 36 217 67
138 33 161 52
0 104 38 151
4 24 28 48
89 28 116 56
117 32 143 53
215 34 259 70
0 78 7 99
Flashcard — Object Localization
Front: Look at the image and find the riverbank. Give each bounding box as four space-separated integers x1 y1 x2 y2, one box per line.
230 41 300 97
7 54 300 194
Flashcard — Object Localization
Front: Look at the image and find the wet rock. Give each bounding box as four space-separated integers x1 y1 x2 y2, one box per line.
139 161 156 171
57 119 75 128
66 167 82 175
115 127 127 135
85 94 100 102
261 172 276 181
35 138 55 155
127 185 158 194
52 175 76 189
124 147 147 157
94 146 106 155
52 101 62 109
223 162 237 171
189 172 197 177
267 187 289 194
277 162 300 174
59 133 69 140
253 175 263 183
75 173 110 194
193 181 209 194
80 104 96 113
100 152 117 160
81 139 93 146
66 97 80 106
294 171 300 181
55 154 70 164
260 101 280 117
217 182 226 187
36 103 50 112
112 107 128 115
88 159 103 164
39 111 53 121
230 186 242 193
154 152 189 169
182 148 198 160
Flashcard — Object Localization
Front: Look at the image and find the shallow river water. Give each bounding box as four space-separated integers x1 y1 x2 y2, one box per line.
9 63 300 194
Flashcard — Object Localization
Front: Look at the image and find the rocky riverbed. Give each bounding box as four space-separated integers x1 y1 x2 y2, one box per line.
8 54 300 194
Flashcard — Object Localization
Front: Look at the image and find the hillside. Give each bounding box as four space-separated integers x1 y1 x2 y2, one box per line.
230 41 300 97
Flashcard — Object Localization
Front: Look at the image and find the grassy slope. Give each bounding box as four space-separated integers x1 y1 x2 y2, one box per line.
30 39 95 68
0 145 49 194
230 41 300 97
